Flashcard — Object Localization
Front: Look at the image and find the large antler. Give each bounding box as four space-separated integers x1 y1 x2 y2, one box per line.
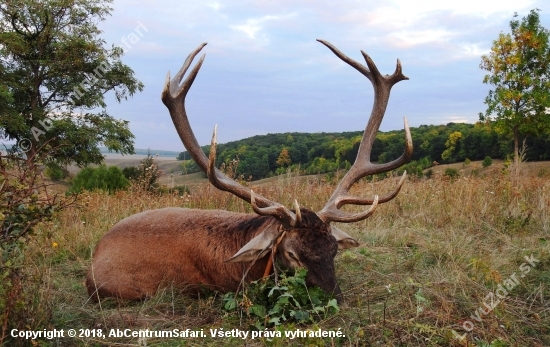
161 43 299 227
316 40 413 223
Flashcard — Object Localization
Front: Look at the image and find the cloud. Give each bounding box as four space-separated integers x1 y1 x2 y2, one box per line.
206 2 223 11
390 29 454 47
230 13 298 41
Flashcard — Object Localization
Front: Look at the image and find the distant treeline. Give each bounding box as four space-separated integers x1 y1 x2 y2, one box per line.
176 122 550 180
99 147 180 158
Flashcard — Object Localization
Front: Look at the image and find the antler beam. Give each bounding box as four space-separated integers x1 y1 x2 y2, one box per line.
161 43 299 228
316 40 413 223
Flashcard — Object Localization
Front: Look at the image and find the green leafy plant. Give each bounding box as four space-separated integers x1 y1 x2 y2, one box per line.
425 169 433 179
44 162 68 181
444 168 459 179
482 156 493 168
68 165 129 194
122 166 141 180
223 268 339 330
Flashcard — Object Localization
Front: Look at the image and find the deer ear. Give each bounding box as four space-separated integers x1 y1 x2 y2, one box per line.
331 225 360 250
225 226 281 263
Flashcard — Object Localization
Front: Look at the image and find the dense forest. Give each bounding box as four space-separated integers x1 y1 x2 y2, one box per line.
176 122 550 180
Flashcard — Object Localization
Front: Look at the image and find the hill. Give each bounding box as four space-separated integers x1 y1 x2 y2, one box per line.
175 122 550 181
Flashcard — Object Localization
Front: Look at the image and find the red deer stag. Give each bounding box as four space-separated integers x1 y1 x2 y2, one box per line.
86 40 413 304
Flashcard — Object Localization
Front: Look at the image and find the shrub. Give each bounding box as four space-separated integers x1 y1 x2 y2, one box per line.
444 168 459 179
122 166 140 180
464 158 471 166
69 165 128 194
482 156 493 168
44 162 68 181
130 152 162 191
172 185 190 195
158 185 190 196
397 157 432 178
425 169 433 179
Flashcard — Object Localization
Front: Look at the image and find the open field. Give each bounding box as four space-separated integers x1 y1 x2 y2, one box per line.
66 157 550 190
8 163 550 347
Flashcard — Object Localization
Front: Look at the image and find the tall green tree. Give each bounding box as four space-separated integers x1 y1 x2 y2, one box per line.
480 9 550 168
0 0 143 166
441 131 462 162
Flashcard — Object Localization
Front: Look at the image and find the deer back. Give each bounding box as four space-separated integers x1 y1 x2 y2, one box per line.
86 208 274 300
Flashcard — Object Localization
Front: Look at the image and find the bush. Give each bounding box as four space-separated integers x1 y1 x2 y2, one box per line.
444 168 459 179
68 165 128 194
122 166 140 180
482 156 493 168
130 152 163 191
464 158 471 166
44 162 68 181
398 157 432 178
158 185 190 196
425 169 433 179
172 185 190 195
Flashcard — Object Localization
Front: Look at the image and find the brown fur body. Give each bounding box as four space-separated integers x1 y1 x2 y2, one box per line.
86 207 340 301
86 208 273 300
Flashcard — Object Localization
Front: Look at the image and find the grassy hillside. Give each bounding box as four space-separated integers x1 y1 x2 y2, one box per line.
9 164 550 346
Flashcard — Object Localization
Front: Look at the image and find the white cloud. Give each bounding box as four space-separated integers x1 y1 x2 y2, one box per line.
230 13 297 40
206 2 222 11
456 43 491 59
390 29 453 46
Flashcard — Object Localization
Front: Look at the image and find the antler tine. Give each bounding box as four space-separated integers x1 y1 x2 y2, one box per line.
316 39 372 82
163 44 298 227
316 40 413 223
172 42 207 93
250 190 299 227
322 195 380 224
207 123 298 226
334 171 407 208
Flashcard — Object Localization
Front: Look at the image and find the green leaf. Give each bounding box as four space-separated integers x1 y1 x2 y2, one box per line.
326 299 340 313
248 305 266 318
291 310 309 321
267 316 281 325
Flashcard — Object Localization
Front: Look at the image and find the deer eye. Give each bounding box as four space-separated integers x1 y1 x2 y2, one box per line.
286 251 299 262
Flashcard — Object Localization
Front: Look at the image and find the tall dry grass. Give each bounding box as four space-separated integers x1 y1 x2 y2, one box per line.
16 169 550 346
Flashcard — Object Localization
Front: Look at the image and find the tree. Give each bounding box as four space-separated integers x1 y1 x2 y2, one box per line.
441 131 462 162
480 9 550 169
276 148 291 168
0 0 143 166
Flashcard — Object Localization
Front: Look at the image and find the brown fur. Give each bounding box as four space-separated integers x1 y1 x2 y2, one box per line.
86 207 343 301
86 208 274 301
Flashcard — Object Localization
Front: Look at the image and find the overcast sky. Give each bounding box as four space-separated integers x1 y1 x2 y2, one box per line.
95 0 550 151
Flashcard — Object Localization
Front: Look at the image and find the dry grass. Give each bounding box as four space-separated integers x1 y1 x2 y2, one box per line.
19 166 550 346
